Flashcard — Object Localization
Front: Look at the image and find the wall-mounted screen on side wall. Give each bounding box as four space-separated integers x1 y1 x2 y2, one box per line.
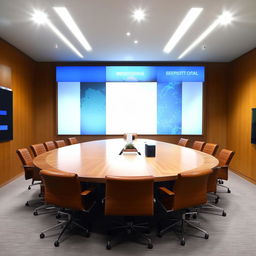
251 108 256 144
0 86 13 141
56 66 205 135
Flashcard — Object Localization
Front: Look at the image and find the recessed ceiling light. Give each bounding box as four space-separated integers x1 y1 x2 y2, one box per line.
132 8 145 22
53 7 92 52
163 8 203 54
218 11 233 25
178 11 234 59
126 32 131 36
31 9 83 58
31 10 48 25
55 44 58 49
134 40 138 44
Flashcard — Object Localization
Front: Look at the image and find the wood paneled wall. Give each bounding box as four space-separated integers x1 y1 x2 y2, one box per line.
34 62 229 148
227 49 256 182
0 39 36 186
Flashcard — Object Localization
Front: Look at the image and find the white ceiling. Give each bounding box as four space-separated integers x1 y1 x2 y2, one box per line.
0 0 255 62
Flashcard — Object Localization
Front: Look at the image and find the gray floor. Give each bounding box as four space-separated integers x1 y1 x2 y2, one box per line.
0 171 256 256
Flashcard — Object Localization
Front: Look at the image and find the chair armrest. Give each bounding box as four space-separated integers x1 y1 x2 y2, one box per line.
213 165 228 170
159 186 175 196
81 189 93 196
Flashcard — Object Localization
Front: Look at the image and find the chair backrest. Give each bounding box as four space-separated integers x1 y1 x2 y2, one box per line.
30 143 47 157
217 149 235 166
202 143 219 156
55 140 66 148
44 141 56 151
172 169 212 210
16 148 34 180
40 169 84 210
192 141 205 151
177 138 189 147
67 137 78 145
123 133 138 141
105 176 154 216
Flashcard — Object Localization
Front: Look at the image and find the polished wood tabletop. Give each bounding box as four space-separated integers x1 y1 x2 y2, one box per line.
33 139 219 183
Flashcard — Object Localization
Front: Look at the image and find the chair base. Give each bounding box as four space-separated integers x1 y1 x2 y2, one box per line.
158 212 209 246
217 182 231 193
106 219 153 249
40 211 90 247
200 202 226 216
33 204 58 216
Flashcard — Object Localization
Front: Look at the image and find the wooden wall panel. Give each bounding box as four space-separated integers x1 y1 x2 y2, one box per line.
227 49 256 182
0 39 36 186
34 62 228 150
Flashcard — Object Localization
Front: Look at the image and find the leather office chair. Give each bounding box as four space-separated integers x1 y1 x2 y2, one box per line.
123 133 138 141
216 149 235 193
30 143 47 157
201 169 226 216
44 141 56 151
16 148 42 205
157 169 212 246
39 169 95 247
55 140 66 148
67 137 78 145
192 141 205 151
202 143 219 156
177 138 189 147
105 176 154 249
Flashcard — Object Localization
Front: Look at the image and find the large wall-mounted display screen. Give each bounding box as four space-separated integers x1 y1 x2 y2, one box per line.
0 86 13 141
57 66 204 135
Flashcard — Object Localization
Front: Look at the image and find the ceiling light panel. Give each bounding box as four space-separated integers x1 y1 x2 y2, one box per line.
31 9 83 58
178 11 234 59
132 8 145 22
163 8 203 54
53 7 92 51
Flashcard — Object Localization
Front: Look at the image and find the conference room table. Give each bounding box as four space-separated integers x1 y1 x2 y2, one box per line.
33 139 219 183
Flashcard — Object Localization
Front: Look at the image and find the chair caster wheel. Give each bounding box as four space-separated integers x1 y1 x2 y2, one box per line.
56 213 61 219
28 186 31 190
222 211 227 217
54 241 59 247
40 233 45 239
25 202 29 207
33 211 38 216
227 189 231 193
192 213 197 219
106 241 112 250
205 233 209 239
84 231 90 238
180 239 185 246
148 243 153 249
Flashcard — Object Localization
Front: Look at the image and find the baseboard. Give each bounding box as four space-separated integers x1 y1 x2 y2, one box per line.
231 169 256 185
0 172 23 188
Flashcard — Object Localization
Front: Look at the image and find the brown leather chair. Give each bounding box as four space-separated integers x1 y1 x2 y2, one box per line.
39 169 95 247
177 138 189 147
16 148 42 205
67 137 78 145
202 143 219 156
192 141 205 151
123 133 138 141
55 140 66 148
30 143 47 157
158 169 212 246
44 141 56 151
202 169 226 216
105 176 154 249
216 149 235 193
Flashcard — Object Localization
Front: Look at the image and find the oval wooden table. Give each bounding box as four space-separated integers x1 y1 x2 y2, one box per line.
33 139 219 183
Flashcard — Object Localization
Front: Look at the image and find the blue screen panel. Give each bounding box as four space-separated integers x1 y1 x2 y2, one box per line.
80 82 106 134
157 82 182 134
0 125 8 131
0 110 7 115
157 66 205 82
56 66 106 82
106 66 156 82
